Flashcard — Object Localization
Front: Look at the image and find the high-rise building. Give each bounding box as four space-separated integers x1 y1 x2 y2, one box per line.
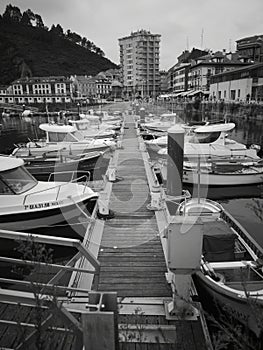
119 29 161 98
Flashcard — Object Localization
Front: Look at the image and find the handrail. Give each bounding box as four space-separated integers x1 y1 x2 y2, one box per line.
221 209 263 259
23 174 90 206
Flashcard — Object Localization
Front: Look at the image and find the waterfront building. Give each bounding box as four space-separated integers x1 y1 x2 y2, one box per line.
236 35 263 63
166 48 209 95
119 29 161 98
209 62 263 102
95 73 112 99
0 76 72 105
70 75 95 99
188 51 251 93
167 63 190 93
159 70 169 94
111 80 123 100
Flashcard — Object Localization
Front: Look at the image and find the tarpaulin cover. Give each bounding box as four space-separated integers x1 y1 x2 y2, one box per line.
203 220 236 262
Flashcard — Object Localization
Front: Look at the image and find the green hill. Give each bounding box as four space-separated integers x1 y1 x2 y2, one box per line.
0 6 117 85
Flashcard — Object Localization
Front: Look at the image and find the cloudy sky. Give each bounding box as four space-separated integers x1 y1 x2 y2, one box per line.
1 0 262 70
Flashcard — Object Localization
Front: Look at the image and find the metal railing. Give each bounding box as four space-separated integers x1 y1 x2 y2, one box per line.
23 174 90 206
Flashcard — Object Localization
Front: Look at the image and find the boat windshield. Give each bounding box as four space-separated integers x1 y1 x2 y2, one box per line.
48 131 85 142
0 166 37 194
188 131 221 144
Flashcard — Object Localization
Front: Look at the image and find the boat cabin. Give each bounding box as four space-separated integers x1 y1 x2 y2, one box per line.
0 157 37 194
187 123 235 145
39 124 85 143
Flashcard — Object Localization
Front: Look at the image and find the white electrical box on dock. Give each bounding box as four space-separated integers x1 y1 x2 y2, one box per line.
167 216 203 272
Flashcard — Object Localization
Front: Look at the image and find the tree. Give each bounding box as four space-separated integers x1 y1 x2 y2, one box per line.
21 11 31 26
3 4 22 22
95 47 105 57
35 14 44 28
50 24 64 37
25 8 35 25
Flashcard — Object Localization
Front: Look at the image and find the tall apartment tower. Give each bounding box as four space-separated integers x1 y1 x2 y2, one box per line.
119 29 161 98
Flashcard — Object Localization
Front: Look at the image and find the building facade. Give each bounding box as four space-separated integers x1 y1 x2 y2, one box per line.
167 63 190 93
119 29 161 98
209 63 263 102
0 76 72 105
236 35 263 63
188 51 250 92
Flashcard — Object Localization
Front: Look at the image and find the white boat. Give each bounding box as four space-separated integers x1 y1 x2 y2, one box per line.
176 197 263 337
182 159 263 186
142 113 177 133
0 155 98 236
12 123 117 158
68 119 116 139
80 110 122 128
155 122 260 160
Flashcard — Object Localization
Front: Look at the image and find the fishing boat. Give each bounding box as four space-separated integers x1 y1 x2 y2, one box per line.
13 150 107 181
11 123 117 158
177 197 263 336
0 155 98 236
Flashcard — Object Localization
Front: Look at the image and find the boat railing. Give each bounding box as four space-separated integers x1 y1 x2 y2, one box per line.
22 174 90 206
185 154 259 163
221 210 263 260
47 170 91 183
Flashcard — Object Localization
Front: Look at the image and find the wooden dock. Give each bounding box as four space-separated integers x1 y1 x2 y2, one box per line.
96 116 171 298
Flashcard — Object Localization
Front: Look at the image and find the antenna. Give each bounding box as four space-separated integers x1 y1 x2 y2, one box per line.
201 28 204 49
186 36 189 51
229 39 232 52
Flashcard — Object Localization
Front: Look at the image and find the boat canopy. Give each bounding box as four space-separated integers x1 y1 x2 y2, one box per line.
0 156 24 172
194 123 235 133
39 124 77 133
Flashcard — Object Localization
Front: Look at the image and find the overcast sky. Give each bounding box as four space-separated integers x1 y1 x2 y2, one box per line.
1 0 262 70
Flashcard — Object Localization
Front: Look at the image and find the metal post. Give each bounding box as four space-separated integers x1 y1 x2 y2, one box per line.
166 125 185 215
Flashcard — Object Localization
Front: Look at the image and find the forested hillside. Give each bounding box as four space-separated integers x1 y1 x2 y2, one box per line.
0 4 117 85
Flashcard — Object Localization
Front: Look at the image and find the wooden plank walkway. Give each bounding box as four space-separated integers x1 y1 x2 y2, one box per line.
96 115 171 297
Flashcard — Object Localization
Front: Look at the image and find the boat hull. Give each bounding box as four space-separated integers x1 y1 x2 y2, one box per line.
193 271 263 336
0 196 97 238
183 169 263 186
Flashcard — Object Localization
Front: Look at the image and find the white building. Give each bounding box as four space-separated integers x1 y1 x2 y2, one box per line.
209 63 263 102
119 29 161 98
0 76 72 105
189 51 249 93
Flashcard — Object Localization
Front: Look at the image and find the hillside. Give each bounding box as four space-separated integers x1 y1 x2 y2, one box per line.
0 11 117 85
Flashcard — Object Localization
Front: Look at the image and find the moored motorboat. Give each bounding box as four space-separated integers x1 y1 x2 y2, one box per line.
14 150 107 181
11 123 117 158
68 119 117 139
154 122 260 160
182 158 263 186
177 197 263 336
142 113 177 133
0 156 98 237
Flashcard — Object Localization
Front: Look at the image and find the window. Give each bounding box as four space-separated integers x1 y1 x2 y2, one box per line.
0 167 37 194
230 90 236 100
